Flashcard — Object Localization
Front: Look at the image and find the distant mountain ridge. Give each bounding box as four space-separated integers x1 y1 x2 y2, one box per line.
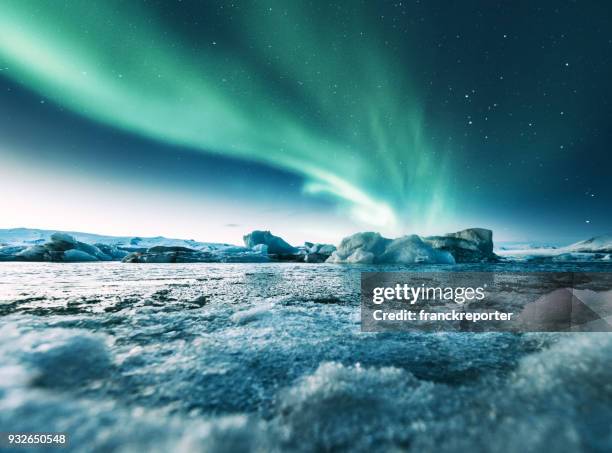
496 234 612 262
0 227 229 250
567 235 612 253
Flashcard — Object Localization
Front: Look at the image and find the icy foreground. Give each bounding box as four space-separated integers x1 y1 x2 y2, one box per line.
1 261 612 452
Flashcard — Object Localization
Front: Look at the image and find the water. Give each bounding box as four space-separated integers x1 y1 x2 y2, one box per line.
1 262 611 452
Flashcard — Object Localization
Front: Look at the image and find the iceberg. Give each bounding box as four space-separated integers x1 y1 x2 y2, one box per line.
63 249 99 262
243 230 298 255
326 228 500 264
327 232 456 264
423 228 498 263
122 246 218 263
122 244 272 263
240 231 337 263
11 233 112 262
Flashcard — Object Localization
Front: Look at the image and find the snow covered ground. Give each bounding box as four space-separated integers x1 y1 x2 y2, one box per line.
496 235 612 261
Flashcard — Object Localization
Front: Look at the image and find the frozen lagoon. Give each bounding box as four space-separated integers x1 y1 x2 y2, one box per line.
1 261 612 452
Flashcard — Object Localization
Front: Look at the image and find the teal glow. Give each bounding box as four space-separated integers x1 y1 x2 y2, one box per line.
0 1 453 232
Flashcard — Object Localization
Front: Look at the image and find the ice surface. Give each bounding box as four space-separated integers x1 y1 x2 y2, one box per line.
1 261 611 451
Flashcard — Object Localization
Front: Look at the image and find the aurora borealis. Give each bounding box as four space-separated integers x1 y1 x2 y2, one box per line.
1 1 611 243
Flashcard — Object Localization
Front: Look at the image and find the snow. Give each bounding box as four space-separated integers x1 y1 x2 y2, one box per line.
566 234 612 253
496 234 612 261
0 227 227 251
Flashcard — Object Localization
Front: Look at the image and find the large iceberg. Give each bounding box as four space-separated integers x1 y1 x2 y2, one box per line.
326 228 499 264
302 242 337 263
4 233 119 262
423 228 498 263
243 230 298 255
326 232 456 264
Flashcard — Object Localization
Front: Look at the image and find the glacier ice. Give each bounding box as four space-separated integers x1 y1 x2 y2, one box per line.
327 232 455 264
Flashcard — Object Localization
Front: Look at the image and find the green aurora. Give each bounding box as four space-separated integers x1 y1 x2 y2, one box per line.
0 0 452 232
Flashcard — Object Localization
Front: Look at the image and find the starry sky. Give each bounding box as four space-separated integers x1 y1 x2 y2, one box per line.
0 0 611 244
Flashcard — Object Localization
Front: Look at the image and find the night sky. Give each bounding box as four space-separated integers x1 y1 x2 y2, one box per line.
1 0 611 244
